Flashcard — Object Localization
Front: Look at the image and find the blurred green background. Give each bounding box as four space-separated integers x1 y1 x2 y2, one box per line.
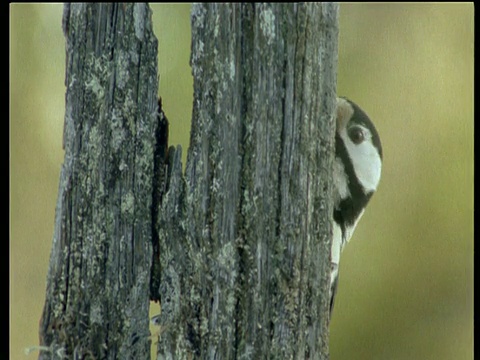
10 4 472 360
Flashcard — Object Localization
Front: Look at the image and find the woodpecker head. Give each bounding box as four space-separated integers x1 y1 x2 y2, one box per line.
333 97 382 238
329 97 383 317
330 98 383 316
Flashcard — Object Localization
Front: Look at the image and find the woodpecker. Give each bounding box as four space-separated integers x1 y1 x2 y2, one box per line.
330 97 383 317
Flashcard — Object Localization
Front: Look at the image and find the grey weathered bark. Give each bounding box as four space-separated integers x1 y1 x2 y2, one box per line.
153 3 339 359
39 4 158 359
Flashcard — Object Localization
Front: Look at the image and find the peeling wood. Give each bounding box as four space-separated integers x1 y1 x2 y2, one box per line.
39 4 158 359
154 4 339 359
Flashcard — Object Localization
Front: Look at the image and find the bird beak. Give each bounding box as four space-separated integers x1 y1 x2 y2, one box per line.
336 97 354 133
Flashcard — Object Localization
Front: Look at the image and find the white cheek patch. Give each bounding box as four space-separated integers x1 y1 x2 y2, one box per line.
340 127 382 193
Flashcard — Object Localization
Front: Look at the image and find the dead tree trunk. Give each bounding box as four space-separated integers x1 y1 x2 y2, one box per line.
153 3 339 359
39 4 158 359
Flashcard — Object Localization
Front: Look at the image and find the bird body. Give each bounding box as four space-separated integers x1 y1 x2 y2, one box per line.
330 97 383 316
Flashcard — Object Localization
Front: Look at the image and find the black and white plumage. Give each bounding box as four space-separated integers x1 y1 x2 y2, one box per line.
330 97 383 317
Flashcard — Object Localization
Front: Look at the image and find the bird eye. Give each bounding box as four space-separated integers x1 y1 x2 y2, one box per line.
348 127 365 144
